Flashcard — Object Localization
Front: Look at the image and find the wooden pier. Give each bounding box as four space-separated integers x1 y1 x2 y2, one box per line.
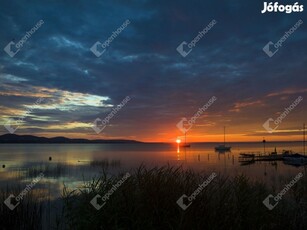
239 152 284 163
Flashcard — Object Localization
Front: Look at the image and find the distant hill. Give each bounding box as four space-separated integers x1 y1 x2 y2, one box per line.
0 134 142 144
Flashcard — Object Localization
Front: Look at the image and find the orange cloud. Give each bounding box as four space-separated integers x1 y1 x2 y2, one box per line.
267 88 307 97
229 100 264 112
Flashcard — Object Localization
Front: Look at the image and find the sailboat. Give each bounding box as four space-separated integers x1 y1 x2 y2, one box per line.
283 124 307 165
180 131 191 148
215 126 231 152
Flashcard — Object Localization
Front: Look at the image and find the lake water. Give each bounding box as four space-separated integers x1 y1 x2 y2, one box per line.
0 142 306 201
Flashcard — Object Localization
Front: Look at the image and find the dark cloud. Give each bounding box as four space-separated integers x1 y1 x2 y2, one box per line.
0 0 306 141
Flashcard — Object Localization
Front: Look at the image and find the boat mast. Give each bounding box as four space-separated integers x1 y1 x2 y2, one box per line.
224 126 226 145
304 123 306 156
185 131 187 145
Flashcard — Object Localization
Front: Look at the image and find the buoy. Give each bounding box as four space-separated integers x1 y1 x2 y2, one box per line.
49 157 52 161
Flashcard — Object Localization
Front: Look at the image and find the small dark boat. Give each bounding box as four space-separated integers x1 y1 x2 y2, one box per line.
181 132 191 148
215 145 231 151
240 153 255 158
282 124 307 164
283 153 307 163
215 126 231 152
239 160 255 166
283 160 307 167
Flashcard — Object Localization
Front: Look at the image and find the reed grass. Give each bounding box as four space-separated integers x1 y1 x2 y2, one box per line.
0 186 44 230
1 165 306 229
61 165 307 230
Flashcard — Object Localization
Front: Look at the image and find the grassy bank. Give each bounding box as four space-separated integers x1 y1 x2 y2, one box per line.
1 165 306 229
61 165 307 230
0 187 43 230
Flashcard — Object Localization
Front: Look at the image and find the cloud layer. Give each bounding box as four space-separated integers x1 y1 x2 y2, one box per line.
0 0 307 141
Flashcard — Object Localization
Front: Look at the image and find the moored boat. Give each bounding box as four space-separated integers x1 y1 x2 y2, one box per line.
215 126 231 152
283 153 307 162
181 132 191 148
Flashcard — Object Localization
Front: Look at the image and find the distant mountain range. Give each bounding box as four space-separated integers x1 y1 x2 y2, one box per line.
0 134 142 144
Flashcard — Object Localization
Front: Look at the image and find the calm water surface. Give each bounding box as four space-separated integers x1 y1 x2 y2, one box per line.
0 142 306 200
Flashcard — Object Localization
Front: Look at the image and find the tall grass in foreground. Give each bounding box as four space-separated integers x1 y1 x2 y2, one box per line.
0 187 44 230
62 165 307 230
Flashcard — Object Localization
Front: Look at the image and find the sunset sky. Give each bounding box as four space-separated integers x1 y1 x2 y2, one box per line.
0 0 307 142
